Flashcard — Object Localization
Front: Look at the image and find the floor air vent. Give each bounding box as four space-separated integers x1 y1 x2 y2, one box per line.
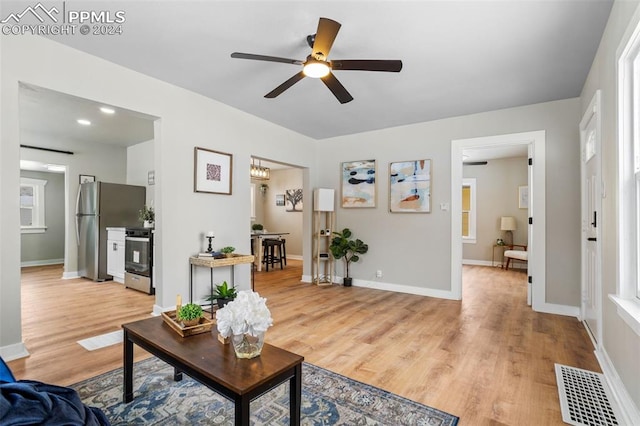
555 364 620 426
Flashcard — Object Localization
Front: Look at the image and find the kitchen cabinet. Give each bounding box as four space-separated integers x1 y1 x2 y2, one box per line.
107 227 126 283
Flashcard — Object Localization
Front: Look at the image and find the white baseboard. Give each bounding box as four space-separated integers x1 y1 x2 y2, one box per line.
20 259 63 268
595 346 640 425
534 302 580 317
286 254 303 261
0 342 30 361
302 275 457 299
62 271 80 279
463 259 494 266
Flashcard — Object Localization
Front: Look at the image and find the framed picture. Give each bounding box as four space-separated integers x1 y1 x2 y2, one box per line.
341 160 376 208
276 194 285 206
194 147 232 195
285 189 303 212
389 159 431 213
519 185 529 209
79 174 95 184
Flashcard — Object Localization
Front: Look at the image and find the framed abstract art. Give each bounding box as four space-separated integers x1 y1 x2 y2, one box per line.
389 159 431 213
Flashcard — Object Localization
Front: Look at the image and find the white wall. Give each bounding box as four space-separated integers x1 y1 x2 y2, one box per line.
580 0 640 413
0 35 316 358
315 98 581 306
127 139 155 207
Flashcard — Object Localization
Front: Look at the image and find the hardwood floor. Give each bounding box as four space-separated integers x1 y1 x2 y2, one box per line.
9 261 598 425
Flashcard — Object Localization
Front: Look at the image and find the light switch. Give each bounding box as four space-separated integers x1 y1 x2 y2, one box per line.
440 202 449 211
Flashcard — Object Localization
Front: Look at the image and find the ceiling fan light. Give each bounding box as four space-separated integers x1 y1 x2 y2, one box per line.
303 61 330 78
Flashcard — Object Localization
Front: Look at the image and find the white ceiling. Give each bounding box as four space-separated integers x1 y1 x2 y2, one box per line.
19 83 156 150
34 0 612 141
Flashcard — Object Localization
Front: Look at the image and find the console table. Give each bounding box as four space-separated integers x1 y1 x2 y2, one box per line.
189 254 255 315
122 316 303 426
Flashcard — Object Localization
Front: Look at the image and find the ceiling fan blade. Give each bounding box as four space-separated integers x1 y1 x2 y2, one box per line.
321 72 353 104
231 52 303 66
312 18 341 59
264 71 306 98
331 59 403 72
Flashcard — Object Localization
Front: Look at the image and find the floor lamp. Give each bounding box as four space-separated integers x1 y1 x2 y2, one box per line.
501 217 516 246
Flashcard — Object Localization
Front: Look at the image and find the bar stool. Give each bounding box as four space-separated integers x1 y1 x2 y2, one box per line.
262 239 284 271
280 239 287 265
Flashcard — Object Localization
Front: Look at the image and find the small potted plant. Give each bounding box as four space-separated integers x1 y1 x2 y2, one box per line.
139 206 155 228
220 246 235 257
176 303 203 327
252 223 264 233
206 281 238 309
329 228 369 287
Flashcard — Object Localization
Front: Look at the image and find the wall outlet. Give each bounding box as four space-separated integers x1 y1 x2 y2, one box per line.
376 270 383 278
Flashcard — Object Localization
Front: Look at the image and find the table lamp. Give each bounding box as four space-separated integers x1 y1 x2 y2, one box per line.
500 217 516 246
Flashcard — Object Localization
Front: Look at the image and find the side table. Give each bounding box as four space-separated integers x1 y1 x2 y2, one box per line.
189 254 255 316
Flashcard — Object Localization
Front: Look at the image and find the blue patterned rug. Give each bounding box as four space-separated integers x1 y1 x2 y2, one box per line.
73 356 458 425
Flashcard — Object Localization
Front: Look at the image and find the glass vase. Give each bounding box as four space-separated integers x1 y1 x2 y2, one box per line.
231 332 265 359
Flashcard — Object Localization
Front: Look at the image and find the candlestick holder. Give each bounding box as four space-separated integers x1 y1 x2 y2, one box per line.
206 236 214 252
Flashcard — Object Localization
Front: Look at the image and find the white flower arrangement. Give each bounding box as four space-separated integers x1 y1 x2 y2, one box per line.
216 290 273 338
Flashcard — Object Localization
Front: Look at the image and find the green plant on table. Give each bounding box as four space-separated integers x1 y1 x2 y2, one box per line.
252 223 264 231
220 246 235 254
176 303 203 321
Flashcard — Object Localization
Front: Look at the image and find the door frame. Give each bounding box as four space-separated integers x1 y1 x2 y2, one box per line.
580 90 603 347
451 130 547 311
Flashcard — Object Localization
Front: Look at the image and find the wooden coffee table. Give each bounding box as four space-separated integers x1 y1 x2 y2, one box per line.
122 316 304 426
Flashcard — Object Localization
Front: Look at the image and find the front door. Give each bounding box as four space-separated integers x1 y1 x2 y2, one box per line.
580 91 602 344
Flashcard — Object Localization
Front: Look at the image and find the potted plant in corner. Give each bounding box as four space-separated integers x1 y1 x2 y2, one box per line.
176 303 203 327
206 281 238 309
329 228 369 287
139 206 155 228
220 246 235 258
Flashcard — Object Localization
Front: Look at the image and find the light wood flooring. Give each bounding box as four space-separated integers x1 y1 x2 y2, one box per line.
9 261 598 425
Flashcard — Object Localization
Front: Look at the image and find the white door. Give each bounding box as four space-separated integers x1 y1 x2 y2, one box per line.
580 91 602 344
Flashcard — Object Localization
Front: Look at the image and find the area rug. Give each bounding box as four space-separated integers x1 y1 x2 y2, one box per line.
73 356 459 425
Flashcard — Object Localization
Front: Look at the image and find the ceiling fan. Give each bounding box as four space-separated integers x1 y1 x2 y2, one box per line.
231 17 403 104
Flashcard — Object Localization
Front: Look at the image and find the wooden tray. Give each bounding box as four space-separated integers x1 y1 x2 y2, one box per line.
161 310 214 337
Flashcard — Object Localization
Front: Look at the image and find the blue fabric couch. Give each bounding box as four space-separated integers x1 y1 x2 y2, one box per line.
0 356 110 425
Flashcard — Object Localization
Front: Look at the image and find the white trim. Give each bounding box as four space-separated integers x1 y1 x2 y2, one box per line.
595 346 640 425
462 259 494 267
62 271 80 279
451 131 546 306
301 274 312 283
20 259 63 267
0 342 30 361
534 302 580 318
617 2 640 301
286 254 303 261
609 294 640 337
351 278 458 300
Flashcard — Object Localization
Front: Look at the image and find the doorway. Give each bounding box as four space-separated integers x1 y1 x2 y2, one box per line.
250 157 306 272
451 131 546 310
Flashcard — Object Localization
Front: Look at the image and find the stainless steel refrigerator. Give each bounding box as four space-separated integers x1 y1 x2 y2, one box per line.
76 182 146 281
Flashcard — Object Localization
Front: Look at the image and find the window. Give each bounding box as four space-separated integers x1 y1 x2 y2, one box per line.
20 177 47 233
462 178 476 243
611 13 640 336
